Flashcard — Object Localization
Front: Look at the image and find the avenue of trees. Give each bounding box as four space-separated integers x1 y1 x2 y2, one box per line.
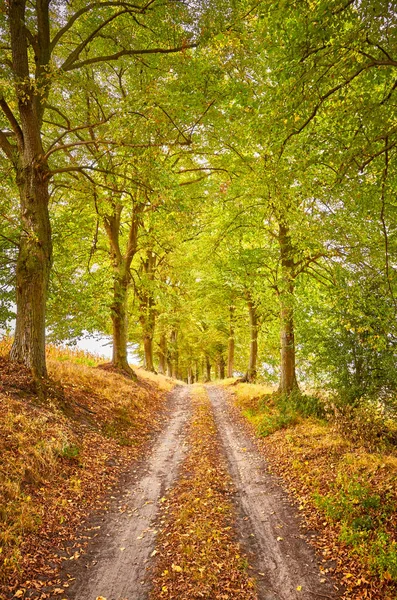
1 0 397 409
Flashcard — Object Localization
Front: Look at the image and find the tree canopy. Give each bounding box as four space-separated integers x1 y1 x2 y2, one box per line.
1 0 397 407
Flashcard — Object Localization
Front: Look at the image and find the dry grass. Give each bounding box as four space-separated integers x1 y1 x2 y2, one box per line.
224 381 275 401
0 338 174 596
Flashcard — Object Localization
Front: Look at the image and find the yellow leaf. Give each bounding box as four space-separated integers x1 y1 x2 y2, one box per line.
14 592 24 599
171 563 183 573
296 586 302 591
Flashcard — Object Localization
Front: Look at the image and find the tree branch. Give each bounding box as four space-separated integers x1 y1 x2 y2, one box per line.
61 9 132 71
0 98 24 150
50 1 152 51
45 116 114 154
62 43 197 72
280 64 376 154
0 130 16 160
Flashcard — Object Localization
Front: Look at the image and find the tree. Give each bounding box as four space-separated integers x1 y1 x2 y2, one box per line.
0 0 195 377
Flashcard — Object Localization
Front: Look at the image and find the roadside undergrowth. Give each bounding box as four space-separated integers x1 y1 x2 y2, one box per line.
151 385 257 600
0 338 173 598
229 381 397 600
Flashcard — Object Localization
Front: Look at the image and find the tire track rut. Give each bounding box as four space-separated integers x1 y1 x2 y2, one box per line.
207 385 340 600
64 385 191 600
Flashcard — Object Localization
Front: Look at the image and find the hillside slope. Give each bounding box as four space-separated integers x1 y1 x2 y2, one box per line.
227 381 397 600
0 341 173 598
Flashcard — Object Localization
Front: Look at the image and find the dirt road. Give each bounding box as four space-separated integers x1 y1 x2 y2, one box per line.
207 386 339 600
61 384 339 600
63 385 191 600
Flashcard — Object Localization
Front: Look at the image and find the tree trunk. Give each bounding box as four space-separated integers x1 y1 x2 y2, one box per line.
245 300 258 382
205 356 211 382
104 201 141 379
143 334 155 372
167 349 173 377
219 355 226 379
278 222 298 394
10 162 52 379
138 250 157 372
111 266 134 375
279 285 298 394
158 333 167 374
227 305 235 377
188 366 193 384
170 329 178 378
7 1 52 379
195 361 200 382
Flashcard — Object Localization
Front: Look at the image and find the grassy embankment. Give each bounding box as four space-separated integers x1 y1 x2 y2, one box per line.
223 380 397 600
0 338 173 598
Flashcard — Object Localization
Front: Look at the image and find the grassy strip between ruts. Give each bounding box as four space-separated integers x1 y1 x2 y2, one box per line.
0 339 173 599
150 385 257 600
228 382 397 600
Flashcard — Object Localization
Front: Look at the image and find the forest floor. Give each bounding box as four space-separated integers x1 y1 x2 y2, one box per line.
1 353 396 600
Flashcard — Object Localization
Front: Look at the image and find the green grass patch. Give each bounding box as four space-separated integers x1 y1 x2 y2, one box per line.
241 390 325 438
315 474 397 581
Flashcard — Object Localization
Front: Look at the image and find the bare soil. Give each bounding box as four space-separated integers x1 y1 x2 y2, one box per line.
55 385 342 600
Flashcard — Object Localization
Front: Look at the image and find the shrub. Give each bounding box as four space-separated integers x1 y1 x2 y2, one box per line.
331 397 397 450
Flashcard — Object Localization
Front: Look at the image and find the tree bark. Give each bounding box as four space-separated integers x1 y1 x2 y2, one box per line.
245 300 258 382
166 348 173 377
104 201 141 379
219 355 226 379
143 334 155 372
278 221 298 394
205 356 211 382
188 365 193 384
6 0 52 378
139 251 157 373
227 305 235 377
11 162 52 379
170 329 178 378
111 265 132 374
279 287 298 394
158 332 167 374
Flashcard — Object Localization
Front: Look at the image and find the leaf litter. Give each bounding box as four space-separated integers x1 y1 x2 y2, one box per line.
150 385 257 600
